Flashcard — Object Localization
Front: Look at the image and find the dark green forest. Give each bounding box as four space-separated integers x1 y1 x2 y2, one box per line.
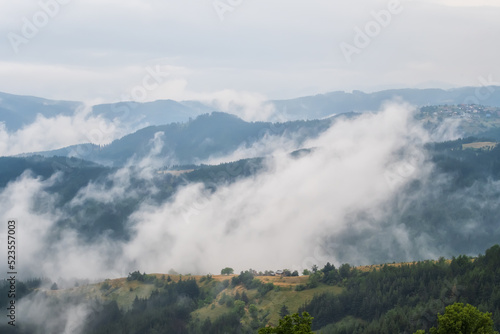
300 245 500 333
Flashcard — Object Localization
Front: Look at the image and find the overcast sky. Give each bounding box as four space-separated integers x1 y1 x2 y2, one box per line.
0 0 499 103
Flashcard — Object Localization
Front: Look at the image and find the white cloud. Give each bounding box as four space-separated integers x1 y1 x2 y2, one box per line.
120 102 433 274
1 102 434 280
0 104 131 156
17 292 92 334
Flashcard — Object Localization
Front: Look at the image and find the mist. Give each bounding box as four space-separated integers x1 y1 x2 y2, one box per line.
1 102 444 280
0 104 129 156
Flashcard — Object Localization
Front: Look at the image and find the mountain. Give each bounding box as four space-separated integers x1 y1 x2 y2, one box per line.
0 92 211 132
0 91 81 131
272 87 500 120
91 99 212 128
28 112 336 166
24 103 500 167
3 87 500 133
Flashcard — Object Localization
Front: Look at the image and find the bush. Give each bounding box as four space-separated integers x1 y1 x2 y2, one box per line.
249 304 259 319
100 282 111 291
258 312 314 333
234 300 246 317
258 283 275 296
426 303 498 334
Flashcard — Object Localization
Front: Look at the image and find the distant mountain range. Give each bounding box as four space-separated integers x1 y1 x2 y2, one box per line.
0 91 80 131
2 86 500 132
273 87 500 119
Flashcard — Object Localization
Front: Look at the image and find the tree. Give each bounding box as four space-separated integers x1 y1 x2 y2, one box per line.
127 270 145 282
249 304 259 319
241 291 249 304
279 304 290 318
234 300 246 317
221 267 234 275
258 312 314 334
415 303 498 334
100 281 111 291
339 263 352 279
50 282 58 290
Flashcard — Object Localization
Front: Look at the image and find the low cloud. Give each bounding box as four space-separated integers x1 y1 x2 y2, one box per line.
0 104 129 157
0 101 485 285
121 102 432 274
16 292 92 334
195 89 280 122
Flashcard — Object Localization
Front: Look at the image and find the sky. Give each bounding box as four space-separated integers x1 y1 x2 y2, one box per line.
0 0 499 104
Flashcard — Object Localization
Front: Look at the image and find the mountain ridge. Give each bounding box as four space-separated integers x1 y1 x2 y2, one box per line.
2 86 500 132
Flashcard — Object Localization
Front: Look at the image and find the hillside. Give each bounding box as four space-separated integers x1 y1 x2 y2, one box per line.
2 245 499 333
42 273 323 324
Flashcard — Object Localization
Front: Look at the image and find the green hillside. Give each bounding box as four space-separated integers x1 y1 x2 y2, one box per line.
1 245 499 333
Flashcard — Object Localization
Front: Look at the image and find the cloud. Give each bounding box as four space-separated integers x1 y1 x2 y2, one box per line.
120 102 433 274
0 102 420 280
194 90 280 122
16 292 92 334
0 175 53 273
201 132 302 165
0 104 130 156
0 101 491 287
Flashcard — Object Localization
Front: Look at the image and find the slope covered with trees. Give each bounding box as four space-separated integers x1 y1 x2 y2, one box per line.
300 245 500 333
